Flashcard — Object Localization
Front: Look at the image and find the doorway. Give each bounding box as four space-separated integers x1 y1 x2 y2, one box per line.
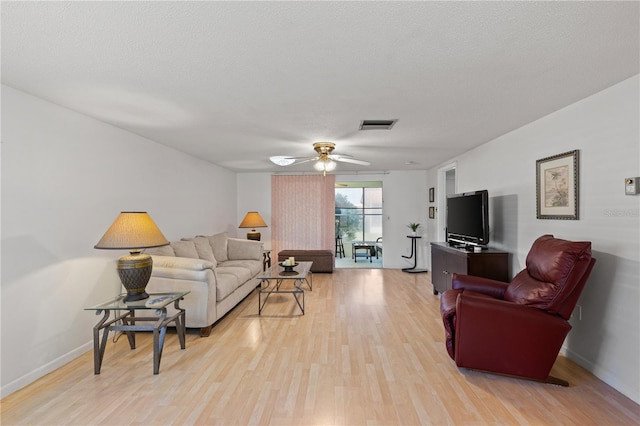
437 163 457 242
335 181 383 269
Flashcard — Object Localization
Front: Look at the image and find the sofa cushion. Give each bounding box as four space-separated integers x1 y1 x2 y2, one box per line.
223 259 262 276
215 271 240 302
227 238 262 261
216 265 253 284
146 245 175 256
170 240 199 258
206 233 229 262
183 236 217 267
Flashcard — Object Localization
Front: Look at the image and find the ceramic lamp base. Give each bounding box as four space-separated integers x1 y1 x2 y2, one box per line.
246 230 261 241
117 252 153 302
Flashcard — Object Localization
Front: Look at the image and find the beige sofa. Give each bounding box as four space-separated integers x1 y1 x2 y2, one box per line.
145 233 263 336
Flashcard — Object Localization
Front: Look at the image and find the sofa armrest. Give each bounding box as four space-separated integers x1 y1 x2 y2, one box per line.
147 269 217 329
148 255 218 330
452 273 509 299
227 238 263 260
151 255 214 271
151 266 213 282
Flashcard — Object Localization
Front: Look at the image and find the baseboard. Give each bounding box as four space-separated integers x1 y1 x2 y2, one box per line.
1 341 93 398
561 345 639 404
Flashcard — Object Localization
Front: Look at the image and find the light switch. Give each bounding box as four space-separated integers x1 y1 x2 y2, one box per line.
625 177 640 195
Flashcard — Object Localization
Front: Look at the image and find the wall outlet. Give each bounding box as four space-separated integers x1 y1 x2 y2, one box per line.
625 177 640 195
571 305 582 320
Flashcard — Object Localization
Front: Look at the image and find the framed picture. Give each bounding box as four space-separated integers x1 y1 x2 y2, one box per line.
429 187 435 203
429 206 435 219
536 150 579 220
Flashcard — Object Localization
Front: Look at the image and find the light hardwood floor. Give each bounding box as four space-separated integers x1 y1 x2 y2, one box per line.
2 269 639 425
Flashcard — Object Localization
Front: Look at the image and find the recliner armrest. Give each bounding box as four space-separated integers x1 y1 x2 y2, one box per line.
457 293 568 329
454 293 571 380
452 273 508 299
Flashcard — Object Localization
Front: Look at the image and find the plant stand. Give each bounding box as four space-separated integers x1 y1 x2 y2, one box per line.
402 235 429 273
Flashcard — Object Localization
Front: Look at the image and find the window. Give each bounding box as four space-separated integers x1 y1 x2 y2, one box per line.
335 184 382 243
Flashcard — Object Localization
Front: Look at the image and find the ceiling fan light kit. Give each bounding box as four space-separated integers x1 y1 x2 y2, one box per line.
313 142 337 176
270 142 370 175
314 158 337 175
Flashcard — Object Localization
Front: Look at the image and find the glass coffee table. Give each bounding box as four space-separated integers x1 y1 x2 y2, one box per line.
257 261 313 315
352 242 377 262
85 291 189 374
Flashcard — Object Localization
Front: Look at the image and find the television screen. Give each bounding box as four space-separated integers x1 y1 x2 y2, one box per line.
446 190 489 246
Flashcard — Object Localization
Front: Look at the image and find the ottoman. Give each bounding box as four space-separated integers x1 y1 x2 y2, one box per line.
277 249 334 273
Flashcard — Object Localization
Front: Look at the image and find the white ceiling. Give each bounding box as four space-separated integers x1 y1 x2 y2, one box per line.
2 1 638 174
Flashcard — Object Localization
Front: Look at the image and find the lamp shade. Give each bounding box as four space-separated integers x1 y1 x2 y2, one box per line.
95 212 169 250
95 212 169 302
238 211 267 241
238 212 268 229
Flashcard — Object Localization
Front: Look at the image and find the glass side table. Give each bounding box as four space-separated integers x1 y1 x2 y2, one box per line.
85 291 189 375
262 249 272 271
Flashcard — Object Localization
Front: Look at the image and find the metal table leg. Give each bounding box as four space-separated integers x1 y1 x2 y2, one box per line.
92 297 187 375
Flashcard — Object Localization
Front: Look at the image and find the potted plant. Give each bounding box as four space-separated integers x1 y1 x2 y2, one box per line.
407 223 421 236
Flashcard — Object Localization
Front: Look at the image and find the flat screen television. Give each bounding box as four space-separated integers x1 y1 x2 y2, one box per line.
446 190 490 247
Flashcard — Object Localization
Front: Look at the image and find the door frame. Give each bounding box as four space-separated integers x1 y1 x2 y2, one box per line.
436 162 457 242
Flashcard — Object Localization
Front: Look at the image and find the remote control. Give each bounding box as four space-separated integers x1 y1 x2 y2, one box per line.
145 295 173 308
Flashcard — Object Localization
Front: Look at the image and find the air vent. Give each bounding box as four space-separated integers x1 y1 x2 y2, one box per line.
359 119 397 130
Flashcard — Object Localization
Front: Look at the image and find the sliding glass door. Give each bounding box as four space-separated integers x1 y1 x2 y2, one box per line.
335 186 382 243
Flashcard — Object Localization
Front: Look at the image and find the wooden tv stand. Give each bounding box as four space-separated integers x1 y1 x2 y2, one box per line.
430 242 510 295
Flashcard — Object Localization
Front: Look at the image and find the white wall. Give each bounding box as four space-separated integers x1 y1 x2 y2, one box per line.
237 173 272 248
1 86 238 397
237 171 429 269
339 172 429 269
4 74 636 402
426 75 640 403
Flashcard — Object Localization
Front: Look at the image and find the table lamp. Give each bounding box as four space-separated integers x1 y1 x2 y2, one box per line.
94 212 170 302
238 211 268 241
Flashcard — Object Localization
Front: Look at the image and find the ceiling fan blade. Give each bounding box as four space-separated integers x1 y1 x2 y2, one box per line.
293 157 319 165
269 156 296 166
334 157 371 166
271 142 370 169
329 153 354 160
270 155 316 166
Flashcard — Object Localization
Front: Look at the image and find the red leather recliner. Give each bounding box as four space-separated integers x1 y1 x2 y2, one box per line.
439 235 596 386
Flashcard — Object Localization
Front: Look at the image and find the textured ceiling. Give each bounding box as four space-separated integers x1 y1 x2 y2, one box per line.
2 1 638 173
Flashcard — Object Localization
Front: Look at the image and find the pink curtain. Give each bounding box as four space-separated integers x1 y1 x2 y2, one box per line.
271 175 336 257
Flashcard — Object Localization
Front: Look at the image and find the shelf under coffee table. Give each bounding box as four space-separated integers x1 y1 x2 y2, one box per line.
257 261 313 315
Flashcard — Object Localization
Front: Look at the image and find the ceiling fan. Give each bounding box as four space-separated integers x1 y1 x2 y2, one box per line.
269 142 371 175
